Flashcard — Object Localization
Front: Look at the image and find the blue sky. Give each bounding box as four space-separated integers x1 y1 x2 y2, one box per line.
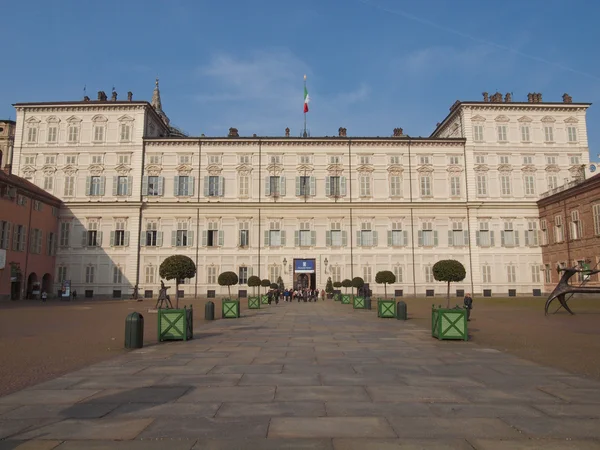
1 0 598 156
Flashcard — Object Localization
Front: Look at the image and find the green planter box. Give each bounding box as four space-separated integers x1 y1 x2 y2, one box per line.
377 299 396 318
158 307 193 342
432 306 468 341
222 299 241 319
261 295 269 304
341 295 351 304
353 296 365 309
334 293 341 302
248 297 260 309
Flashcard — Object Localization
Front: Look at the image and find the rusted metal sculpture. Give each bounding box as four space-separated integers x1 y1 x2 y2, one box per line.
545 267 600 315
155 280 173 309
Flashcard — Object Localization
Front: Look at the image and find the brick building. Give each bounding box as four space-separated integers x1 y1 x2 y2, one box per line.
538 172 600 290
0 170 62 301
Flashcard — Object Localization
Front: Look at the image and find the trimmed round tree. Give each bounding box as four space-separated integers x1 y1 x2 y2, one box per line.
341 279 352 294
270 282 278 290
248 275 261 297
432 259 466 307
260 279 271 297
351 277 365 296
333 281 342 290
218 271 238 299
159 255 196 309
375 270 396 299
325 277 334 294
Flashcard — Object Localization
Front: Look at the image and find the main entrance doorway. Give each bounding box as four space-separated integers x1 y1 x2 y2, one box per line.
293 259 316 290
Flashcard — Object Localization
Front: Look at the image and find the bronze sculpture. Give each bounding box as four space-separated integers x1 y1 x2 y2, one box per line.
155 280 173 309
545 267 600 315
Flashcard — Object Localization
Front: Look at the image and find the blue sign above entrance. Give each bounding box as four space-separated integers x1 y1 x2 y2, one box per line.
294 259 315 273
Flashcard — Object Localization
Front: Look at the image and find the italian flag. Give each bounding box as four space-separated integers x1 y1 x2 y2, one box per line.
304 84 310 113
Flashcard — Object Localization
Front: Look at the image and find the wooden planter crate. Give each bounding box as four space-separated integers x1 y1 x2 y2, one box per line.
377 299 396 318
432 306 468 341
261 295 269 304
158 307 193 342
334 293 341 302
248 297 260 309
222 299 241 319
353 296 365 309
341 295 351 304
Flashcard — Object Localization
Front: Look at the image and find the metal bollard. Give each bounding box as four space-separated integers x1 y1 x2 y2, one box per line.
396 301 407 320
125 312 144 348
205 301 215 320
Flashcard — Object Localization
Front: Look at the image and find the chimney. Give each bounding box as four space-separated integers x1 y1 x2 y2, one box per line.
338 127 347 137
482 92 489 102
393 128 403 137
285 127 290 137
504 93 512 103
127 91 133 101
111 90 118 101
536 93 543 102
228 127 239 137
527 93 533 103
562 93 573 103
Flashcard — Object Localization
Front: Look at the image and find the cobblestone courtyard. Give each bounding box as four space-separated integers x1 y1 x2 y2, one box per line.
1 299 600 448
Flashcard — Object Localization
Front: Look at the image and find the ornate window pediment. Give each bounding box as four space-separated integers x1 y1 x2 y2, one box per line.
66 116 82 123
145 164 162 176
176 164 193 175
474 165 489 172
541 116 556 123
517 116 532 123
46 116 60 123
88 164 104 175
118 115 134 122
115 164 132 175
356 165 375 173
498 164 513 172
447 165 463 174
63 165 78 175
521 165 536 173
42 165 57 175
92 115 108 123
387 165 404 175
206 164 223 176
495 115 510 123
472 115 486 122
416 165 434 174
326 163 344 174
26 116 40 124
564 116 579 124
296 164 313 174
545 165 560 173
22 167 36 178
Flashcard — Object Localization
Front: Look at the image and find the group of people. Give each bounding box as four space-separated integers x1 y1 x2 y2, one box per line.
266 287 326 304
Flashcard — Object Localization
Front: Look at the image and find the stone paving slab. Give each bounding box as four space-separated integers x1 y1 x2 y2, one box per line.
2 300 600 447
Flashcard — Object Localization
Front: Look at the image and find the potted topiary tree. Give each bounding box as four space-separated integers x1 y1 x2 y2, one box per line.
277 276 285 291
351 277 364 296
325 276 334 299
351 276 365 308
432 259 466 307
431 259 468 340
247 275 261 309
159 255 196 309
260 279 271 304
158 255 196 340
218 271 240 319
375 270 396 299
341 279 352 294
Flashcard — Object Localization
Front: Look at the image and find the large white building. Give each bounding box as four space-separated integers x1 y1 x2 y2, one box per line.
9 85 591 298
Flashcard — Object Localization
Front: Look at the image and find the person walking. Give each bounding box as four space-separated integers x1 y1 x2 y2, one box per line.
463 292 473 321
41 291 47 303
321 289 325 301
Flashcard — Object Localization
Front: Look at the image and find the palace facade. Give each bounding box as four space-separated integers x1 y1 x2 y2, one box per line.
8 85 591 298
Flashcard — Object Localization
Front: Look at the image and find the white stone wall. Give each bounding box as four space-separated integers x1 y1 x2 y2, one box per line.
9 99 591 298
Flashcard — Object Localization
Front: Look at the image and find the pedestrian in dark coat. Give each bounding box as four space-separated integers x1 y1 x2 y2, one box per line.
463 293 473 321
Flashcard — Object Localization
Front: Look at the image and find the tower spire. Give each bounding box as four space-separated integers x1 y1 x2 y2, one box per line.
151 78 170 126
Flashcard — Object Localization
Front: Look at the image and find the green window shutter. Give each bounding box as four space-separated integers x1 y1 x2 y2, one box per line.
418 230 423 247
340 177 347 196
174 176 180 196
124 231 130 247
187 231 194 247
464 230 469 245
280 176 286 196
264 230 270 247
81 231 87 247
202 230 207 247
433 231 438 246
524 230 530 246
204 176 210 197
342 231 347 246
310 176 316 196
97 231 103 246
140 233 146 247
189 177 195 196
325 176 331 196
326 230 331 246
372 231 378 246
158 177 164 196
110 231 115 246
281 230 286 246
127 176 133 196
356 231 361 247
403 230 408 246
171 231 177 247
112 176 118 196
294 230 299 247
265 177 271 196
501 231 505 247
99 176 106 196
85 176 91 195
515 230 520 246
219 176 225 197
218 230 224 246
387 231 393 246
142 176 148 196
295 177 301 196
311 230 316 246
448 230 454 247
476 231 481 246
157 231 163 247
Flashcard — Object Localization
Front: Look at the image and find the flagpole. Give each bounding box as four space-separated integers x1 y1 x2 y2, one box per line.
303 75 307 138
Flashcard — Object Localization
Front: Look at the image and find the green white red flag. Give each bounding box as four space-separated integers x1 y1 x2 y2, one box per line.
304 84 310 113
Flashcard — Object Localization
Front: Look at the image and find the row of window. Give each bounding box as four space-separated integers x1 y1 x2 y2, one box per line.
60 173 559 198
57 262 542 287
472 123 578 144
59 220 538 249
24 154 131 166
475 154 581 166
541 206 600 244
0 221 57 255
26 118 133 144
